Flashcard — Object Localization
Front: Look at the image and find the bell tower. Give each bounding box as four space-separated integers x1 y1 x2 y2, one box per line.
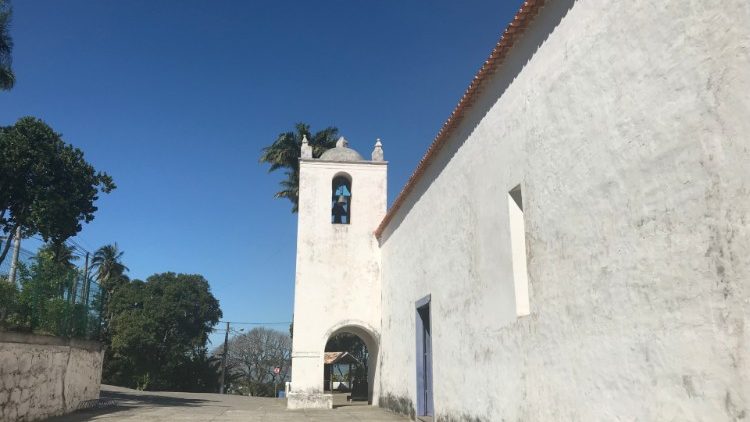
288 136 387 409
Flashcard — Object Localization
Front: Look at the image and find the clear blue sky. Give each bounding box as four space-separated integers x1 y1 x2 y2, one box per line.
1 0 519 347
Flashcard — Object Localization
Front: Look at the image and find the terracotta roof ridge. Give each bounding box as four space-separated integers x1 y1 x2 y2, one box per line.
374 0 545 239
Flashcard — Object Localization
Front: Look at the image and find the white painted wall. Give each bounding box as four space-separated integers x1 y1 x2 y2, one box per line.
378 0 749 420
289 157 387 409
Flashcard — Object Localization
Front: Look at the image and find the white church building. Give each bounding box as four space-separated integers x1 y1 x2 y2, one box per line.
288 0 749 420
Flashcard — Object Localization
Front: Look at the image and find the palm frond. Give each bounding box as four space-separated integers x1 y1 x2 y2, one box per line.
259 123 337 213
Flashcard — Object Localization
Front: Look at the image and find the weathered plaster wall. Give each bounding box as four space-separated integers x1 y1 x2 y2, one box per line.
378 0 749 420
289 158 387 408
0 332 103 421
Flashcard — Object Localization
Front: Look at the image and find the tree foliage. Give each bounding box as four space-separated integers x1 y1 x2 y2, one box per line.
42 241 80 269
0 0 14 91
103 272 223 392
90 243 129 354
259 123 338 212
216 327 291 396
0 117 115 266
91 243 128 295
1 244 91 337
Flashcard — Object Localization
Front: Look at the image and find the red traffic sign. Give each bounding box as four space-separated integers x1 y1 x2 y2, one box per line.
273 367 281 375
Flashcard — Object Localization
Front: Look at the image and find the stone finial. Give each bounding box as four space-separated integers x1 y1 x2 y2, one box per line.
301 134 312 159
336 136 348 148
371 138 384 161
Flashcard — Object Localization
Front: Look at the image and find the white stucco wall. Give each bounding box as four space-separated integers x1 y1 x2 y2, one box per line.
289 158 387 408
378 0 749 420
0 332 104 421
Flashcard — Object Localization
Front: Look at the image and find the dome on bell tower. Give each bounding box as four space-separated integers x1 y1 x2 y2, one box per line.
319 137 365 162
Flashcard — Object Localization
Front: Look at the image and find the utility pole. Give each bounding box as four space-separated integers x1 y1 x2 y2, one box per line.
84 253 92 307
70 252 89 306
219 321 230 394
81 252 90 305
72 252 89 307
7 227 21 284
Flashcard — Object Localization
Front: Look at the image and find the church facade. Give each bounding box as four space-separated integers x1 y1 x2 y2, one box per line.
289 0 749 420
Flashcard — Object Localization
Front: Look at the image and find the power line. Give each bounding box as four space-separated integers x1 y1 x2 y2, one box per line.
68 238 89 253
70 236 96 253
29 235 90 257
218 321 291 325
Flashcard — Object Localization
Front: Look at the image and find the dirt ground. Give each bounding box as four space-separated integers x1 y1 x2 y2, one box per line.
46 385 409 421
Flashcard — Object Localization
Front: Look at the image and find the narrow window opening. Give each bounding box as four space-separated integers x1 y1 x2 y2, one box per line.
508 184 530 316
332 175 352 224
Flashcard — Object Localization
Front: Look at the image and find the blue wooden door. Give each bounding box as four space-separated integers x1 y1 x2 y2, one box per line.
416 297 433 416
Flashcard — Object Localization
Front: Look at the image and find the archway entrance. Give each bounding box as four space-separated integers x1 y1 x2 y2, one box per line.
322 325 378 406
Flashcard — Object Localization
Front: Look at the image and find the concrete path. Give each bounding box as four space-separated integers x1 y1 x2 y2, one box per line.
47 385 409 421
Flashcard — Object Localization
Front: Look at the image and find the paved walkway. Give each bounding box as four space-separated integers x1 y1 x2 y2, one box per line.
47 385 409 421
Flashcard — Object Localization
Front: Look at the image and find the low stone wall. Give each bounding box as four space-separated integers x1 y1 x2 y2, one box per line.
287 391 333 409
0 331 103 421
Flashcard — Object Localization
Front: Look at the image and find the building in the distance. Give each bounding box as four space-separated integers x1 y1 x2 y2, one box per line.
288 0 749 420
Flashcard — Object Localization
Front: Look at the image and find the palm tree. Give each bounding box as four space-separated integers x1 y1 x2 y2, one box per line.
90 244 127 345
260 123 338 212
36 242 80 298
40 241 79 269
0 0 14 91
91 243 128 293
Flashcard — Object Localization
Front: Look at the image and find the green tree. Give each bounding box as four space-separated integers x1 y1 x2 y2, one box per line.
0 262 21 328
44 241 80 269
0 117 115 266
15 244 86 336
104 272 223 392
91 243 129 347
0 0 14 90
259 123 338 212
217 327 291 397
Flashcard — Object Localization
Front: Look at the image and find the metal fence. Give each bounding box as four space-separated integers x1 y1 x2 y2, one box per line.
0 243 105 341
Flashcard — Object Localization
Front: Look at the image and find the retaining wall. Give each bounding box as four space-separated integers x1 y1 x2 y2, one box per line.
0 331 103 421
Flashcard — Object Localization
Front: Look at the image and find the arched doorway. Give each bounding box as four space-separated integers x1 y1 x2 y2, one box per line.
322 323 378 406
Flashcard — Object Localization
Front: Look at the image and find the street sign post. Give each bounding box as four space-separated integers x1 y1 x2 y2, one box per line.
273 367 281 397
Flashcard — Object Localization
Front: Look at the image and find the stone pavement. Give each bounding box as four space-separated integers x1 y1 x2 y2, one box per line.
47 385 409 421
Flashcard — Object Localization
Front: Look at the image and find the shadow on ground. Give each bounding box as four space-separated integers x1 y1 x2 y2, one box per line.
47 384 408 421
47 387 218 422
331 392 371 409
101 390 217 407
46 406 131 422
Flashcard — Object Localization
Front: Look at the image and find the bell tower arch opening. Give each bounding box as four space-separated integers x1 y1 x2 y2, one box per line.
322 323 379 406
331 172 352 224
